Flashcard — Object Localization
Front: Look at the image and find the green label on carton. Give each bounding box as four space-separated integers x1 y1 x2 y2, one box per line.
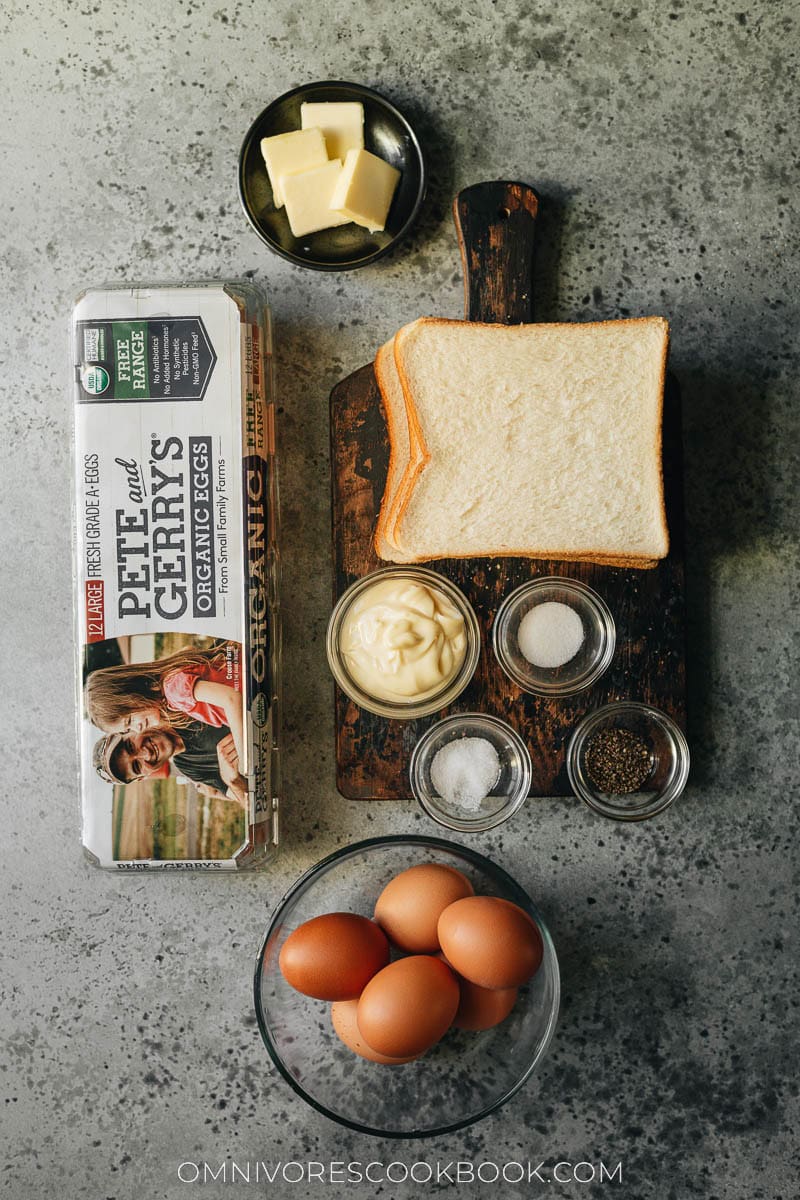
76 317 217 403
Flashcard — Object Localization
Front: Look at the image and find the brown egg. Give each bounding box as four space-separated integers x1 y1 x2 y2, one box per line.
357 956 460 1058
374 863 474 952
279 913 389 1000
437 896 543 990
330 1001 419 1065
453 977 518 1031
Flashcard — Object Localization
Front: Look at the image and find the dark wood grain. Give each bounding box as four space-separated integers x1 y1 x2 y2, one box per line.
454 181 538 323
330 181 686 800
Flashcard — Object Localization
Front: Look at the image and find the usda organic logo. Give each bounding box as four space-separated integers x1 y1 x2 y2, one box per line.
81 365 110 395
251 693 268 728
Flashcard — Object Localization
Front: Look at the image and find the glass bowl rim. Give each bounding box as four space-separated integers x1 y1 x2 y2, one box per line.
326 566 481 718
253 834 561 1138
492 575 616 696
566 700 691 821
237 79 426 271
409 712 533 832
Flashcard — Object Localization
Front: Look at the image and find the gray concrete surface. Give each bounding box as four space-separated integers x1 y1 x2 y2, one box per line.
1 1 798 1197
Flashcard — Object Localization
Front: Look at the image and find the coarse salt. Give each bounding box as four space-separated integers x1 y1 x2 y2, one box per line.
517 601 584 669
430 737 501 813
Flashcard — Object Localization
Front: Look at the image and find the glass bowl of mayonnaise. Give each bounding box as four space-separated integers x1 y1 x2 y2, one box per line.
326 567 481 719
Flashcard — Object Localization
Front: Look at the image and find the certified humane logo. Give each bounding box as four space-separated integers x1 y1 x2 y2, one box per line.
81 364 110 395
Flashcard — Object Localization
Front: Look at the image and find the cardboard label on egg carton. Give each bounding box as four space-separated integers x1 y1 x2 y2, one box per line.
72 282 281 870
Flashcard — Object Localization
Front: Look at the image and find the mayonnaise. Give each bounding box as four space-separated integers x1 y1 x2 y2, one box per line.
340 578 468 701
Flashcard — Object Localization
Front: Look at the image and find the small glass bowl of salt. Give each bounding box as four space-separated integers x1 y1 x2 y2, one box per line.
492 577 616 697
409 713 532 832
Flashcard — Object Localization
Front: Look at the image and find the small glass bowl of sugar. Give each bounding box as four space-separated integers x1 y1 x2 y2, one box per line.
409 713 532 832
492 577 616 697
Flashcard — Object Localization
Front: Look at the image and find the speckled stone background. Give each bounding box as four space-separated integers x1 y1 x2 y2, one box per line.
2 1 798 1197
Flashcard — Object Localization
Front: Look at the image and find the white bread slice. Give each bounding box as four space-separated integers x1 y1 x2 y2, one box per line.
376 320 662 565
383 316 669 567
374 321 662 566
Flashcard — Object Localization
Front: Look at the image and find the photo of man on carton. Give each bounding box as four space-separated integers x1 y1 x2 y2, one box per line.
93 723 247 806
82 635 248 862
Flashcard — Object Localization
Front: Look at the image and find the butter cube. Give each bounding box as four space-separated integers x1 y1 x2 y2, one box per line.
260 127 328 208
281 160 351 238
328 148 401 233
300 101 364 163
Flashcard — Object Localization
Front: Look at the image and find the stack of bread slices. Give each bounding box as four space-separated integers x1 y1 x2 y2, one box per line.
374 317 670 568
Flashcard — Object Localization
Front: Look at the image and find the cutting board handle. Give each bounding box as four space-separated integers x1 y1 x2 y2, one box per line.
453 181 539 324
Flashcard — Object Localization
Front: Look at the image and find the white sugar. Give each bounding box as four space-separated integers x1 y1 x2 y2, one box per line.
430 737 501 813
517 601 584 669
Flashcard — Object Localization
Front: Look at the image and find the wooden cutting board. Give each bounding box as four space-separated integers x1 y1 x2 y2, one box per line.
330 181 686 800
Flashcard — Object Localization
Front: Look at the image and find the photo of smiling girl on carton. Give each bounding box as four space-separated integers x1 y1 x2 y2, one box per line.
85 642 245 767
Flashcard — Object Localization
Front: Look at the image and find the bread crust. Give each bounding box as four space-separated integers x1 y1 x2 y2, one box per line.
385 320 430 548
373 320 430 557
384 315 670 569
381 546 659 568
373 338 404 558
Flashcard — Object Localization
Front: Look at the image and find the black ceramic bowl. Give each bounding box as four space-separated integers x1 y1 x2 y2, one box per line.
238 81 426 271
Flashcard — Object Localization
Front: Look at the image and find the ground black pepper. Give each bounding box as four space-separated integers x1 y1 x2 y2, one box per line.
585 728 652 794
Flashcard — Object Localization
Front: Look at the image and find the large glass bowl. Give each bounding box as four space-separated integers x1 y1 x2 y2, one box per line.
254 836 560 1138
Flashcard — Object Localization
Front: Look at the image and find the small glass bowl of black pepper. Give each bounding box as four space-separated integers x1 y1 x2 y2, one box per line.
566 701 690 821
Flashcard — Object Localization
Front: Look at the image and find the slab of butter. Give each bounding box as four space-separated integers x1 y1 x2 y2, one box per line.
260 127 328 208
282 160 351 238
329 148 401 233
300 101 364 163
